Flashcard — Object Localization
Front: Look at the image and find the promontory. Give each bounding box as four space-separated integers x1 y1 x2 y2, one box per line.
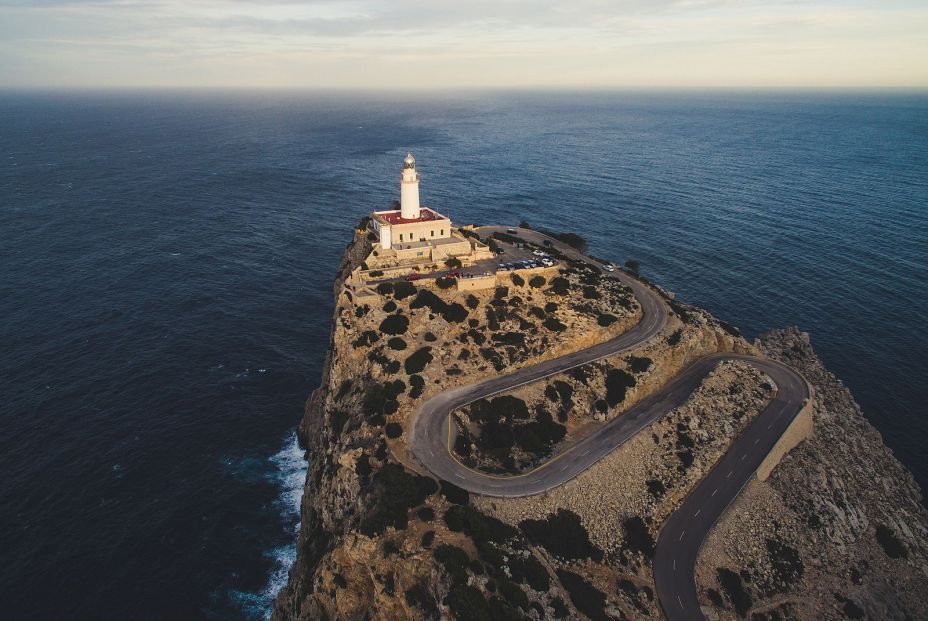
272 154 928 621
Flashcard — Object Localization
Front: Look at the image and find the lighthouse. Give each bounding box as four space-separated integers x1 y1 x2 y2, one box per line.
400 151 421 220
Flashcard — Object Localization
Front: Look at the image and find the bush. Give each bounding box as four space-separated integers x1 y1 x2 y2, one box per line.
543 317 566 332
392 280 417 300
555 570 608 621
440 480 470 505
510 273 525 287
509 554 550 591
410 289 468 323
360 464 438 535
405 347 434 374
582 286 601 299
409 374 425 399
717 568 752 618
622 516 655 558
528 275 546 288
382 300 397 313
445 257 462 269
445 505 519 544
519 509 602 561
385 422 404 439
380 314 409 335
448 585 491 621
417 507 435 521
424 331 437 342
376 282 394 296
547 231 587 252
405 582 439 617
626 356 652 373
544 301 558 313
875 524 908 559
387 336 407 350
667 328 683 346
605 368 636 407
435 544 472 585
436 276 456 289
465 294 479 309
549 277 570 296
597 313 618 327
368 269 384 278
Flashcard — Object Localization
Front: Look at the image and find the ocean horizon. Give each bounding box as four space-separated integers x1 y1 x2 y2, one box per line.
1 89 925 619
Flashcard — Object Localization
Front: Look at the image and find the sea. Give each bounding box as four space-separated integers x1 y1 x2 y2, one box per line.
1 90 925 619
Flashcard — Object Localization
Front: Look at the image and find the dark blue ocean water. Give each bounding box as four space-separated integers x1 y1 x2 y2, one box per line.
1 90 926 619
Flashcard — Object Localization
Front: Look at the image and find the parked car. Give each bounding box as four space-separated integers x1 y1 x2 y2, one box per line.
506 228 517 234
405 272 422 281
532 249 545 256
603 264 615 272
446 270 462 279
541 258 555 267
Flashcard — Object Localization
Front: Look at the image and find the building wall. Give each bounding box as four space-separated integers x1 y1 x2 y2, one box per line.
390 219 452 245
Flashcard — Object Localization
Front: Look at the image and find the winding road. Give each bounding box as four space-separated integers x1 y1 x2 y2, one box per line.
406 228 811 621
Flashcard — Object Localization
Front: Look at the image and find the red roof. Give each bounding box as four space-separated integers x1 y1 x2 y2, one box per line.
377 208 447 225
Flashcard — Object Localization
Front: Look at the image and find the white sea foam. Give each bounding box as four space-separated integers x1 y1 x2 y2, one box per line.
235 430 306 620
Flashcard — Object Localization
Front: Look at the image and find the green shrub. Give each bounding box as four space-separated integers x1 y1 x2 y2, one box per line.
424 331 437 342
549 277 570 296
409 374 425 399
543 317 566 332
436 276 456 289
382 300 397 313
405 347 434 374
626 356 652 373
528 275 546 288
380 314 409 335
392 280 417 300
717 568 752 618
440 480 470 505
445 505 519 544
465 294 479 309
360 464 438 536
555 570 607 621
387 336 407 350
876 524 908 559
544 301 558 313
448 585 491 621
622 516 655 558
385 422 403 439
496 576 528 610
369 270 384 277
376 282 394 296
597 313 618 327
509 554 550 591
605 368 636 407
667 328 683 346
510 273 525 287
405 581 439 617
582 286 600 299
551 596 570 618
519 509 602 561
435 544 471 585
547 231 587 252
445 257 462 269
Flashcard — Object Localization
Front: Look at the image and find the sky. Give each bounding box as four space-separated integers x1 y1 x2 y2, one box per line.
0 0 926 89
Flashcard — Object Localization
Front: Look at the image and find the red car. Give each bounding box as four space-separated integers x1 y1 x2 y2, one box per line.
405 272 422 281
446 270 463 279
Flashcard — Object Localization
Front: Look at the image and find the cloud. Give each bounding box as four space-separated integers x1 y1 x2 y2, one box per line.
0 0 926 87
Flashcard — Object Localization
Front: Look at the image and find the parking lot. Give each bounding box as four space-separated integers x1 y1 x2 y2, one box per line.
490 234 558 272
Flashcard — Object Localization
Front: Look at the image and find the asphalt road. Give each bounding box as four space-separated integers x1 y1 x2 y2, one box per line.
405 227 810 621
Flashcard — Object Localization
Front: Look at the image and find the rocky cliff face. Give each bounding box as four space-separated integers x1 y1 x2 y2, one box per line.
695 328 928 620
273 234 928 621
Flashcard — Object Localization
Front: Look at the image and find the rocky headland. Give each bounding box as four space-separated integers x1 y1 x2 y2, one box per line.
272 227 928 621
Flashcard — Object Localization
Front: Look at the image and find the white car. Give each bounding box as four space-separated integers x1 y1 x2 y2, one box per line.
532 249 545 256
603 264 615 272
541 258 555 267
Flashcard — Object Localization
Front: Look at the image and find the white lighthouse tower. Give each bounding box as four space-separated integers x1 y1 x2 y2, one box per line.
400 151 421 220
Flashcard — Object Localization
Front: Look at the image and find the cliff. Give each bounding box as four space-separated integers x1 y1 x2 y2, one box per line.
272 230 928 621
